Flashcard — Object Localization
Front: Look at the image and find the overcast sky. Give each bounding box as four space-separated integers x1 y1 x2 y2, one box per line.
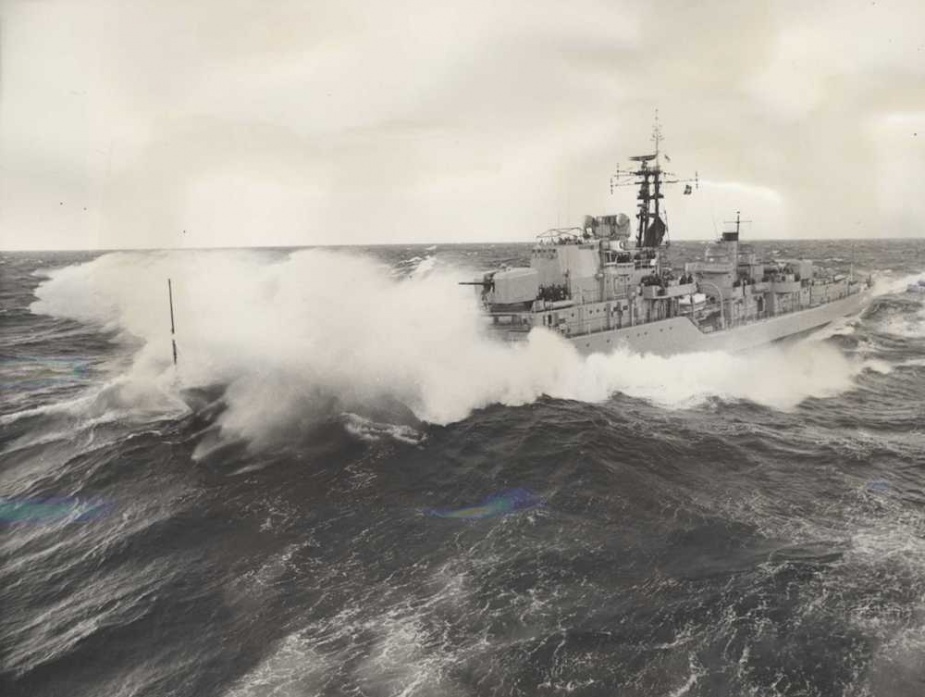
1 0 923 250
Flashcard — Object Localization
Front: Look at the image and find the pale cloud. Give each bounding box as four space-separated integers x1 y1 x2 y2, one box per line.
1 0 923 250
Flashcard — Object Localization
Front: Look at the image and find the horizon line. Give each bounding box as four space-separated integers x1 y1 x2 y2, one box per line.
2 236 923 254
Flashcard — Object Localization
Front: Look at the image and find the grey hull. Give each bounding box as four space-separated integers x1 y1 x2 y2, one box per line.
564 289 873 357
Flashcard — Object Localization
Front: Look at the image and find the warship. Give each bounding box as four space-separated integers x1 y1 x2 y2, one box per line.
464 125 873 357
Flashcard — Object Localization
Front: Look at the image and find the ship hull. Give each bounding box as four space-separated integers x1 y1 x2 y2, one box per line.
563 289 872 357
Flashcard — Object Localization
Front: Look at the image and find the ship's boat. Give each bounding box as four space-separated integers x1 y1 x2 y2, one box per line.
463 124 873 357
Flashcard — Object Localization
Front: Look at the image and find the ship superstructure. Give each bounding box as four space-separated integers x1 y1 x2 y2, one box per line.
465 124 872 356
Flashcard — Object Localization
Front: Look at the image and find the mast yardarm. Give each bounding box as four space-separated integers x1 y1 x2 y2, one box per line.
610 116 696 248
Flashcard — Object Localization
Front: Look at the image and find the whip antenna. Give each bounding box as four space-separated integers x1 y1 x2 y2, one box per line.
167 278 178 366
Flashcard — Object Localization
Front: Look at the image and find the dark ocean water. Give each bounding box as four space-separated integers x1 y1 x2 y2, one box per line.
2 240 925 697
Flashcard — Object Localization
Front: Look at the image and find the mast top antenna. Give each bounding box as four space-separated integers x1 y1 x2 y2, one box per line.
651 109 663 156
722 210 752 238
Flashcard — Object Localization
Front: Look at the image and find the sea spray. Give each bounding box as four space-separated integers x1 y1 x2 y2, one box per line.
31 249 877 449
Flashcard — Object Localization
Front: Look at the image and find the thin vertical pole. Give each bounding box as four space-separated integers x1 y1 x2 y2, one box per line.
168 279 177 366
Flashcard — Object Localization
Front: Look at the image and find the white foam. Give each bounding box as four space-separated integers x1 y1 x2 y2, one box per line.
342 413 425 445
223 560 472 697
871 271 925 299
879 304 925 339
898 357 925 368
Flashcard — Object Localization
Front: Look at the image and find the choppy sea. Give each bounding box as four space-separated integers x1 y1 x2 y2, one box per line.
2 239 925 697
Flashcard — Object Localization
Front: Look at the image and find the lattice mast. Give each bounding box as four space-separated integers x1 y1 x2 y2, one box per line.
610 113 697 248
